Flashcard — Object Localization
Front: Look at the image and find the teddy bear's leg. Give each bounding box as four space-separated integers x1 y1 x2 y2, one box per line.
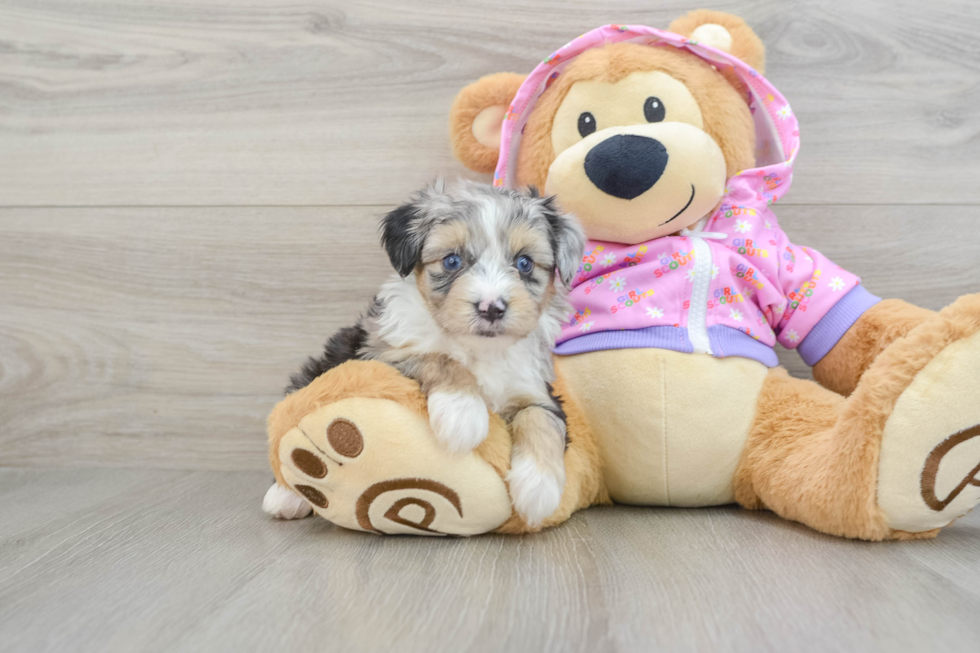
268 360 512 535
812 299 935 396
733 368 891 539
268 360 606 535
736 294 980 540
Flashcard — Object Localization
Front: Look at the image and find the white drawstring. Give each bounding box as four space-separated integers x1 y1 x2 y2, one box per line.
680 228 727 240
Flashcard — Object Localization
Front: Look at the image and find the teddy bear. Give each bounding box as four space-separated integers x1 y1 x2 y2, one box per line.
266 10 980 540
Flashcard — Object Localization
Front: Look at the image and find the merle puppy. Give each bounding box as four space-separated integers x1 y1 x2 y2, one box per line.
263 180 585 526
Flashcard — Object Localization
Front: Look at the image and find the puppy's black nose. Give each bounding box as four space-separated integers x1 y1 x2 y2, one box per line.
476 299 507 323
584 134 668 200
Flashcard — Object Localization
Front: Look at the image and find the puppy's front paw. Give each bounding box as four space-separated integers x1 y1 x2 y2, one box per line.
427 391 489 453
506 456 565 528
262 483 313 520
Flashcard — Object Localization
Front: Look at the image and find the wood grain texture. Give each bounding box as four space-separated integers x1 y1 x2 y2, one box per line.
2 3 979 650
1 0 979 206
0 468 978 653
1 204 977 469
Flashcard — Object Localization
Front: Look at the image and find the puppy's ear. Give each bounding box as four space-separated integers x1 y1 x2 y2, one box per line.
538 195 586 287
380 181 451 277
380 201 423 277
449 73 526 173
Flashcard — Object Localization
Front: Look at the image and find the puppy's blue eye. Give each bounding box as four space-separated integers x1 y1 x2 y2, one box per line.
516 255 533 274
442 254 462 271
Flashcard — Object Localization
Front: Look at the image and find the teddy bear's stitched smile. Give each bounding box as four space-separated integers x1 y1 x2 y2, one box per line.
659 184 696 226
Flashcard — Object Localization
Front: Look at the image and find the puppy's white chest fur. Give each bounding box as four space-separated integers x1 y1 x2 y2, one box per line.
374 275 558 411
462 338 553 411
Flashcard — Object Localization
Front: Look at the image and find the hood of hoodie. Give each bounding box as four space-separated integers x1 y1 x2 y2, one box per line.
493 24 799 213
490 25 880 368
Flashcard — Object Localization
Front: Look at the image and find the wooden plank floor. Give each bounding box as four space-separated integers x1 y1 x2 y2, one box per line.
1 0 979 650
1 468 978 653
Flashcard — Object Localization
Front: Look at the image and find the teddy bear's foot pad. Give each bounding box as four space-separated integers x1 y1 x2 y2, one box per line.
877 322 980 533
277 396 513 535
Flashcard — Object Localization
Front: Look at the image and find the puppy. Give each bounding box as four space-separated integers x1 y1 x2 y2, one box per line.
264 180 585 527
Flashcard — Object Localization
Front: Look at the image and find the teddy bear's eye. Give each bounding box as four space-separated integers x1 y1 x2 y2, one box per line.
644 96 665 123
578 112 597 138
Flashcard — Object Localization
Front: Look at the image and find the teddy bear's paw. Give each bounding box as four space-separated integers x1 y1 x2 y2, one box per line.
275 396 512 536
262 483 313 520
876 299 980 534
505 454 566 528
426 391 490 453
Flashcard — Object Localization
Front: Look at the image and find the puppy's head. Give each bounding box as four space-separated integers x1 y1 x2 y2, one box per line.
381 180 584 339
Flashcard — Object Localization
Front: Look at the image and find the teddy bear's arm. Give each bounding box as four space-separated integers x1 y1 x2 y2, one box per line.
812 299 935 396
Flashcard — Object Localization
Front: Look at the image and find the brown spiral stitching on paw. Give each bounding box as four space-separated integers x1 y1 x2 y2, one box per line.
356 478 462 534
384 498 438 532
921 424 980 511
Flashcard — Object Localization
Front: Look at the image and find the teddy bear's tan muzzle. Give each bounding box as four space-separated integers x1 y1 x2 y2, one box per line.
546 122 727 244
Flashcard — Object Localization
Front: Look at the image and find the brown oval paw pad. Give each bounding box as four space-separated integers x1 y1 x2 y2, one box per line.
327 418 364 458
291 448 327 478
294 484 329 508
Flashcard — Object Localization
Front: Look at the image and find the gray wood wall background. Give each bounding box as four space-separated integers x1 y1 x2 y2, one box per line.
2 0 979 471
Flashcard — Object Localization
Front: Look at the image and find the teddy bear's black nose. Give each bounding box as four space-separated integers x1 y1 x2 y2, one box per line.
584 134 669 200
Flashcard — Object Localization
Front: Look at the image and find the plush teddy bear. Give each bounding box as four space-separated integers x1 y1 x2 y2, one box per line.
267 10 980 539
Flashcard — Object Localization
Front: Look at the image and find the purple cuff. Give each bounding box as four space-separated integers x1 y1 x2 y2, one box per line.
553 325 693 356
708 325 780 367
796 285 881 366
553 325 781 367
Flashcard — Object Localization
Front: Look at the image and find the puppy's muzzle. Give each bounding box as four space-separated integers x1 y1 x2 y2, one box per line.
584 134 668 200
476 298 508 323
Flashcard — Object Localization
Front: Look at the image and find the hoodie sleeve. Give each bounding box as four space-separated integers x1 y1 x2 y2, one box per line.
766 224 881 365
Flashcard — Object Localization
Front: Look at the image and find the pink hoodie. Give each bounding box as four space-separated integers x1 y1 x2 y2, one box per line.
494 24 878 367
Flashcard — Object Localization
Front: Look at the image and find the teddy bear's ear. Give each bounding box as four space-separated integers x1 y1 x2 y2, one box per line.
449 72 526 173
669 10 766 75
